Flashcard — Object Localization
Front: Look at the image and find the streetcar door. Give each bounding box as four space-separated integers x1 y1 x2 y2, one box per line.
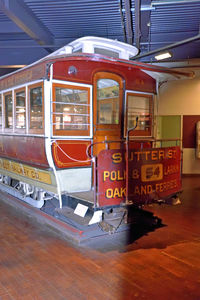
93 72 124 155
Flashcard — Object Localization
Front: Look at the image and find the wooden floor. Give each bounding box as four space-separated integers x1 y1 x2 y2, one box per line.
0 176 200 300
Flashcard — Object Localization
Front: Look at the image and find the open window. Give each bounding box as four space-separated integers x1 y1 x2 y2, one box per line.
125 92 153 137
52 83 90 136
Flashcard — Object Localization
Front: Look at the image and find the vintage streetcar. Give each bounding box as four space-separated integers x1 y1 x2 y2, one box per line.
0 37 193 233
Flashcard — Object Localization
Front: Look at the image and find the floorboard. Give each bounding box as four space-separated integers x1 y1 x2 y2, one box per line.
0 176 200 299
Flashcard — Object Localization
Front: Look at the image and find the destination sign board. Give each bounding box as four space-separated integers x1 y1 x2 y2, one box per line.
0 63 46 91
97 146 181 207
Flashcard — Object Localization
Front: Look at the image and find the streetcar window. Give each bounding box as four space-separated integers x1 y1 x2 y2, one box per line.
0 95 2 129
53 84 90 136
29 85 43 130
4 93 13 129
72 48 82 53
126 93 153 136
94 48 119 58
15 89 26 129
97 79 119 124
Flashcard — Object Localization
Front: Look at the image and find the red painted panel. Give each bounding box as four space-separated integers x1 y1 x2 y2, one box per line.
183 115 200 148
98 150 126 206
97 147 181 207
52 140 92 168
0 135 49 168
53 60 156 94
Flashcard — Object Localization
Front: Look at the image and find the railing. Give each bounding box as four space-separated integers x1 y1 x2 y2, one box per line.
153 138 181 147
86 138 182 158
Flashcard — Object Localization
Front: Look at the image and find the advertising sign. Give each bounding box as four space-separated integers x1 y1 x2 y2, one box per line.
97 146 181 207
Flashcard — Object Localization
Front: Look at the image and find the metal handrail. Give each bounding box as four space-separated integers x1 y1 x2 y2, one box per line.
86 137 181 159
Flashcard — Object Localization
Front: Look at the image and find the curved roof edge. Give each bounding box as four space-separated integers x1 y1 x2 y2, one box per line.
0 37 195 84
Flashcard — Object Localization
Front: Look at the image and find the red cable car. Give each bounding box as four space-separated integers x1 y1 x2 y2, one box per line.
0 37 193 232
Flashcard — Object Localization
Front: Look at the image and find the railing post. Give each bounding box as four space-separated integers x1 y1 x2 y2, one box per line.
93 156 97 208
125 132 129 204
125 116 138 204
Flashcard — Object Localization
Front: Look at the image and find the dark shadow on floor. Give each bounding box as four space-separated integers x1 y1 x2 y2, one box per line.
82 207 166 252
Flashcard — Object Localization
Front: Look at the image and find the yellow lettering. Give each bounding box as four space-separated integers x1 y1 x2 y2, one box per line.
112 153 122 164
141 185 147 195
135 151 142 161
31 171 39 179
23 168 29 177
147 185 153 194
105 187 127 199
134 186 140 195
110 171 117 181
155 179 178 193
103 171 110 182
117 170 124 181
132 169 140 179
103 170 125 182
168 150 173 159
164 164 179 176
151 151 158 160
121 187 126 197
158 150 165 160
113 188 120 198
106 189 113 199
145 151 150 160
167 149 176 159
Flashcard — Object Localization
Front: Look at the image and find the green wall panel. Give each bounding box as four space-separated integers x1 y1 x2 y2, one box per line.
157 116 181 147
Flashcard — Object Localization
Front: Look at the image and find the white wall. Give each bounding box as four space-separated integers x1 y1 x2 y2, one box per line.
158 76 200 116
157 73 200 174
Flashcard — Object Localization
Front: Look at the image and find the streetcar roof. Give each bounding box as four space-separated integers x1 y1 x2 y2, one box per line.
0 36 194 84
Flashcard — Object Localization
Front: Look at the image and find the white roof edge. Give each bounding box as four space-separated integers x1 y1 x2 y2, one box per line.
0 37 193 82
0 37 139 81
68 36 139 58
143 70 187 82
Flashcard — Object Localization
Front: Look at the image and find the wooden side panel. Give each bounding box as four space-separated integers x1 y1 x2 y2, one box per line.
52 140 92 168
0 62 46 91
0 135 49 168
183 115 200 148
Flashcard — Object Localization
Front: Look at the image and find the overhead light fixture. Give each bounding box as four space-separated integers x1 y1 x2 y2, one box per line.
155 52 172 60
0 65 26 68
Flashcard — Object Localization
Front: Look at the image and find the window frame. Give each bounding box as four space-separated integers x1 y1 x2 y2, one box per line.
14 87 26 133
124 91 154 137
3 91 13 132
0 94 2 131
52 82 91 136
93 72 123 134
28 82 44 134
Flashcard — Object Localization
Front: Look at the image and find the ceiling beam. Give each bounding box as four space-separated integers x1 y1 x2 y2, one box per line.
0 0 54 52
124 0 133 45
118 0 127 43
132 34 200 60
134 0 141 49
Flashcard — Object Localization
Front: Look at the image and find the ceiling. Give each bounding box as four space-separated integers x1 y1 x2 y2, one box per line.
0 0 200 76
